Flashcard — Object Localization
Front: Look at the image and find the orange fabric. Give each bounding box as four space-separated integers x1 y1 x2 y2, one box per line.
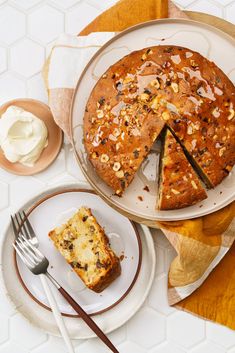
79 0 168 35
178 241 235 330
78 0 235 329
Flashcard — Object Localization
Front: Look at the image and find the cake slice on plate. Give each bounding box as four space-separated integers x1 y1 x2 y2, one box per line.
49 207 121 293
158 129 207 210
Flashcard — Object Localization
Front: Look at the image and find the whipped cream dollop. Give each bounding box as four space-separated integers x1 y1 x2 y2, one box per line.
0 106 48 167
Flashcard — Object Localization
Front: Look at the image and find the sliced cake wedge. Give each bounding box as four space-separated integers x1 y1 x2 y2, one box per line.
49 207 121 293
158 129 207 210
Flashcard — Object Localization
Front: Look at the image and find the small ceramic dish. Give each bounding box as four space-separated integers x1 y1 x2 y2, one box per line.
0 98 63 175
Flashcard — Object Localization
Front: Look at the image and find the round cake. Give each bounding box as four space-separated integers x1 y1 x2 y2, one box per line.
83 45 235 210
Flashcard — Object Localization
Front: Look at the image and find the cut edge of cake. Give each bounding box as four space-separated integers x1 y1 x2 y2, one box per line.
158 129 207 210
48 207 121 293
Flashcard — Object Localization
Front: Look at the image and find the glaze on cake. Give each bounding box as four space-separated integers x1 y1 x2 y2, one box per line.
84 45 235 208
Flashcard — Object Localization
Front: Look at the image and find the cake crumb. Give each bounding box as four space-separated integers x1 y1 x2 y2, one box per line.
138 196 143 201
120 254 125 261
143 185 150 192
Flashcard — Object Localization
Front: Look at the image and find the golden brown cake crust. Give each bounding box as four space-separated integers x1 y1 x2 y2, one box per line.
158 129 207 210
84 45 235 204
49 207 121 293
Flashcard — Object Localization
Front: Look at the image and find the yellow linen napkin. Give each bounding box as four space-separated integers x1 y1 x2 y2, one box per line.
42 0 235 330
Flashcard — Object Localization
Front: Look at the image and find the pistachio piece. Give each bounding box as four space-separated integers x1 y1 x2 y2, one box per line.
115 170 124 178
139 93 149 101
91 152 98 159
162 111 170 121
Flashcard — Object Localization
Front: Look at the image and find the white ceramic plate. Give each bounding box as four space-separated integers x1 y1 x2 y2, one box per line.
71 19 235 222
0 183 155 338
15 188 141 316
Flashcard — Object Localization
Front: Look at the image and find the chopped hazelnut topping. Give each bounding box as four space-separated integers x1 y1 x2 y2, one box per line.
187 125 193 135
191 180 198 189
228 108 234 120
219 147 226 157
113 162 121 171
91 152 98 159
171 82 179 93
100 154 109 163
140 93 149 101
96 110 104 119
115 170 124 178
190 60 198 68
113 128 120 137
150 79 160 89
212 107 220 118
171 188 180 195
166 195 171 199
162 111 170 121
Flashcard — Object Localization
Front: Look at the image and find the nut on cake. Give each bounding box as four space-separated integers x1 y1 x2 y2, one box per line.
48 207 121 293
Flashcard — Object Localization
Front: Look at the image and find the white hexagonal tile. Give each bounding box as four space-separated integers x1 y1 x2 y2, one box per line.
118 341 147 353
11 0 42 9
127 308 166 349
155 246 165 276
206 321 235 349
0 47 7 74
0 72 26 104
187 0 223 17
27 73 48 103
167 311 205 349
67 149 87 181
0 342 27 353
50 0 82 9
173 0 196 7
35 148 65 182
9 176 45 207
0 6 25 45
0 313 8 344
0 280 16 316
107 325 126 346
0 167 17 182
217 0 235 5
10 313 47 349
0 181 8 210
150 341 186 353
31 336 66 353
10 39 44 78
65 2 101 35
76 338 110 353
47 173 77 186
191 341 226 353
148 274 174 316
28 5 64 44
226 2 235 24
87 0 117 11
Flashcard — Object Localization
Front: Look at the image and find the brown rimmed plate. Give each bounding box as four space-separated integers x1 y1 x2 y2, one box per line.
14 188 142 317
0 98 63 175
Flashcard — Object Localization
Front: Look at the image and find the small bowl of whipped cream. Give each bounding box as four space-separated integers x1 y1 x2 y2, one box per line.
0 99 63 175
